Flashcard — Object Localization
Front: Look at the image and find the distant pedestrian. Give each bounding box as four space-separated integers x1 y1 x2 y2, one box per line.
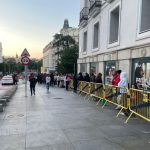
46 74 51 92
29 74 37 96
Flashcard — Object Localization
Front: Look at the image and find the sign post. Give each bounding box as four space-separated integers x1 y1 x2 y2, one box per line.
21 48 30 97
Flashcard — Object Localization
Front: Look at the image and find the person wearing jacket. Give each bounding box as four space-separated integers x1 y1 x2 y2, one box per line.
112 70 121 86
95 73 103 83
29 74 37 96
116 72 128 111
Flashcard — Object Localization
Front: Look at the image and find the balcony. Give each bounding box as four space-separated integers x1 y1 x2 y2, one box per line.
80 7 89 23
89 0 102 17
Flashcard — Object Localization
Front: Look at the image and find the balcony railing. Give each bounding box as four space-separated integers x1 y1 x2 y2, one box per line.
89 0 102 12
80 7 89 23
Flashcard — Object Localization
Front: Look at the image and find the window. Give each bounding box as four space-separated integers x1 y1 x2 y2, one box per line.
93 22 99 49
105 61 116 84
83 31 87 52
80 63 87 73
140 0 150 33
109 6 120 44
90 62 98 74
132 58 150 88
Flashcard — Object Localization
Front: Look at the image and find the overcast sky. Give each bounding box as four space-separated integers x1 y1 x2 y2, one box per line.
0 0 80 58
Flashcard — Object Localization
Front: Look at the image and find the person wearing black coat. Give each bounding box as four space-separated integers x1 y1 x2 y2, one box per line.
78 72 84 81
95 73 103 83
84 73 90 82
29 74 37 96
73 74 78 93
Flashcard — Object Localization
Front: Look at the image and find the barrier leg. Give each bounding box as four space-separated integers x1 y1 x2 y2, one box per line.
102 100 107 109
125 111 133 124
79 92 82 96
84 94 88 100
116 107 124 117
96 99 101 107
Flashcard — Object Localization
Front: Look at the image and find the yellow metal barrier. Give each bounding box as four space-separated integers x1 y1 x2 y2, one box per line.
125 88 150 123
69 80 150 123
80 82 90 97
77 81 82 93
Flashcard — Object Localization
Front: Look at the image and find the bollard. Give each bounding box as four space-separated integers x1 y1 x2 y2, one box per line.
2 96 10 102
0 99 7 106
0 104 3 112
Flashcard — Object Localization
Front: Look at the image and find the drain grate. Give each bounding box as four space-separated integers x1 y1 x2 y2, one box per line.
7 114 24 118
53 98 63 99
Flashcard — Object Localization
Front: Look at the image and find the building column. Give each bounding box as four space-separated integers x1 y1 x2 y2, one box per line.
119 59 131 84
77 63 81 73
87 63 90 74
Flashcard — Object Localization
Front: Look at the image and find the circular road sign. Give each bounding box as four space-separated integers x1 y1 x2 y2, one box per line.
21 56 30 66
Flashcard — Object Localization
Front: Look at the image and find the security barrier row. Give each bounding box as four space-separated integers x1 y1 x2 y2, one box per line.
69 80 150 123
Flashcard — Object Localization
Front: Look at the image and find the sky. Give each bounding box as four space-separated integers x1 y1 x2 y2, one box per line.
0 0 80 59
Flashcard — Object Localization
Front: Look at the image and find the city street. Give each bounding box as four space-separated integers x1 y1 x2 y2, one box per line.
0 81 149 150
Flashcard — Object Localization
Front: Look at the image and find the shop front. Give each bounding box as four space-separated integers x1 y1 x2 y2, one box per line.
132 58 150 89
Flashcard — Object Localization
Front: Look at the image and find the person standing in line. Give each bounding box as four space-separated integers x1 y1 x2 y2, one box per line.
65 74 71 91
116 72 128 113
29 74 37 96
46 74 51 92
95 73 103 83
73 74 78 93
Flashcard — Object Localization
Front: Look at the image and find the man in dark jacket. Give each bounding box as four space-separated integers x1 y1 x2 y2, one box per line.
29 74 37 96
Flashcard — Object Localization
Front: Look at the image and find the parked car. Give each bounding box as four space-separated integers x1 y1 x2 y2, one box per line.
1 75 13 85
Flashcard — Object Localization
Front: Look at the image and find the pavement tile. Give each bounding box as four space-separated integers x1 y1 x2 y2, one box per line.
63 127 107 142
26 130 70 148
0 134 25 150
73 139 126 150
0 83 149 150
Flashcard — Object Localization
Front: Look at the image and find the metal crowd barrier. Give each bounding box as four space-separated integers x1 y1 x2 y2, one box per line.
70 80 150 123
125 88 150 123
77 81 82 92
79 82 90 97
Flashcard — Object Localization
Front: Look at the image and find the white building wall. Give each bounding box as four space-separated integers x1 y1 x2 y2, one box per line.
79 0 150 59
79 0 150 84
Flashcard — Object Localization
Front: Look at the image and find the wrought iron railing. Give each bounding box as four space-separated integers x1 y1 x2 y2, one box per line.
89 0 102 12
80 7 89 23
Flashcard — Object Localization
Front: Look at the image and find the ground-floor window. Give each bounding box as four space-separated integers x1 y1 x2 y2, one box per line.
132 58 150 88
90 62 98 75
80 63 87 73
104 61 116 84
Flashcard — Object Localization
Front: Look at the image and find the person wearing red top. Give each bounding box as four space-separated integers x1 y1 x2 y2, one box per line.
112 70 121 86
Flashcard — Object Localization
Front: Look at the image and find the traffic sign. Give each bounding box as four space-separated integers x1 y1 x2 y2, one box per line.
21 48 30 57
21 56 30 66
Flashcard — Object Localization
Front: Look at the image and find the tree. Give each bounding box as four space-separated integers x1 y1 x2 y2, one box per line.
57 45 78 74
53 34 79 74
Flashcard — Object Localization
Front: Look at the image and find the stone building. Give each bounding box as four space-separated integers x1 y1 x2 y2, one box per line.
78 0 150 86
42 20 79 73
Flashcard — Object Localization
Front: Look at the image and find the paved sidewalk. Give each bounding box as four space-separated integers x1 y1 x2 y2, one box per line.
0 82 149 150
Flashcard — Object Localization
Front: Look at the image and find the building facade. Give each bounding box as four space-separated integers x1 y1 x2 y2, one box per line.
43 20 79 73
43 42 55 73
0 42 3 63
78 0 150 86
